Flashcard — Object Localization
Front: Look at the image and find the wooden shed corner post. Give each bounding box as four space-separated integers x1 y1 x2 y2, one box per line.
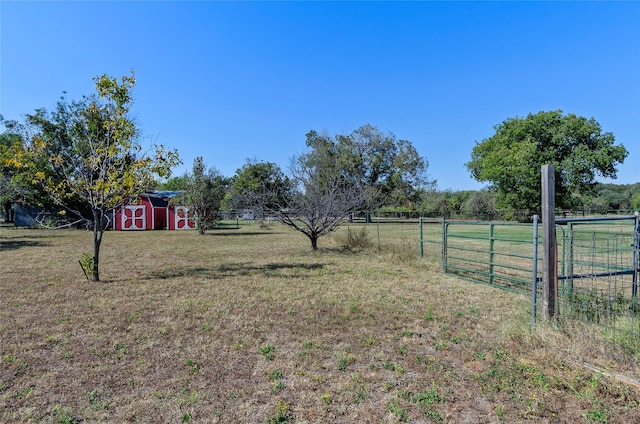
541 164 558 320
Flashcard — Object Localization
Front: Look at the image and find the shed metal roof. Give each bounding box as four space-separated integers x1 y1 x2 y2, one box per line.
142 190 184 199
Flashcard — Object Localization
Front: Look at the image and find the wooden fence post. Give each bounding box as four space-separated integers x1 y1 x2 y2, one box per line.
541 164 558 320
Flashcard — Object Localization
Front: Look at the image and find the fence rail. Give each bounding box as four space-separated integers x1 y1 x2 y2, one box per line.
438 221 536 292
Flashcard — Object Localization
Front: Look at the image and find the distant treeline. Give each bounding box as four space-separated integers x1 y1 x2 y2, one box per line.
408 182 640 221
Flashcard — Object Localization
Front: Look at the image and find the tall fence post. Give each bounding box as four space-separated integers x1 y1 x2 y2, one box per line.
442 219 448 273
532 214 539 328
632 211 639 311
419 217 424 258
567 222 574 297
541 164 558 320
489 224 495 285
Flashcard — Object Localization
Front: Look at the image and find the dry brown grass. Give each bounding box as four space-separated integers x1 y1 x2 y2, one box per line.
1 224 638 423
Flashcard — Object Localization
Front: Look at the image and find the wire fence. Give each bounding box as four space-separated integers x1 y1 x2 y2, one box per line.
439 215 639 379
555 218 639 371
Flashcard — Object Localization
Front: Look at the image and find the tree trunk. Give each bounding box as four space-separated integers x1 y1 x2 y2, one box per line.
3 201 13 223
92 209 104 282
310 235 318 250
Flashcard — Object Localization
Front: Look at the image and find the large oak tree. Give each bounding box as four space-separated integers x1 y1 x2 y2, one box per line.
309 125 431 212
466 110 628 213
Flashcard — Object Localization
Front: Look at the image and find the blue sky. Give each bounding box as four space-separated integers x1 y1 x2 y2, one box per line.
1 1 638 190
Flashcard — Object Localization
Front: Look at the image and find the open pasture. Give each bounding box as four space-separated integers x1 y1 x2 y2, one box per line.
1 224 638 423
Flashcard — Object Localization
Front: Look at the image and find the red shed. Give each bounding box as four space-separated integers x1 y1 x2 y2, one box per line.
113 191 196 230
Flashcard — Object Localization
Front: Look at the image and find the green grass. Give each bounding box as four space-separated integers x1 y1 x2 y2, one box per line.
0 224 638 422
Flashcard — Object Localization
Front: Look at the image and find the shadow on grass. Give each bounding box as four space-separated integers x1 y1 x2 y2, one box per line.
204 231 283 237
144 261 324 281
0 239 50 251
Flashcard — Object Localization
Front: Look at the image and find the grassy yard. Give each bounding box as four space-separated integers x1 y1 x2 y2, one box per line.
1 224 638 423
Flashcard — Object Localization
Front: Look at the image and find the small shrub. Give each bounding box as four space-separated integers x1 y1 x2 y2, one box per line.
79 253 94 281
337 351 354 371
266 370 283 381
386 400 408 422
184 358 202 375
423 306 434 321
341 227 373 251
413 388 444 407
54 404 79 424
321 393 331 404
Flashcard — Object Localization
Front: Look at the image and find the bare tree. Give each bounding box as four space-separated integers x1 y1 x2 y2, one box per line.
248 125 430 250
277 152 366 250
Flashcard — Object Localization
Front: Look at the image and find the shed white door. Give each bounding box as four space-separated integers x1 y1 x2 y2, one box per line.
122 205 145 230
175 206 195 230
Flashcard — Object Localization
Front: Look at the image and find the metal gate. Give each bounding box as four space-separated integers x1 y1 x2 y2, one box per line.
440 214 639 374
442 221 536 291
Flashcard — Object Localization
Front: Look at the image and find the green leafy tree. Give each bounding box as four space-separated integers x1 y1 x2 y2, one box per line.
594 186 627 211
0 125 26 221
175 156 228 234
0 117 56 221
463 190 497 220
160 175 189 191
419 189 474 219
632 192 640 211
590 182 640 213
305 125 431 216
594 183 640 212
26 72 180 281
466 110 628 213
418 189 446 217
225 159 292 223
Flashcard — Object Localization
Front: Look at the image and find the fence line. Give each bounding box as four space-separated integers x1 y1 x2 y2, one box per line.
336 214 639 377
239 212 638 369
419 214 638 378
